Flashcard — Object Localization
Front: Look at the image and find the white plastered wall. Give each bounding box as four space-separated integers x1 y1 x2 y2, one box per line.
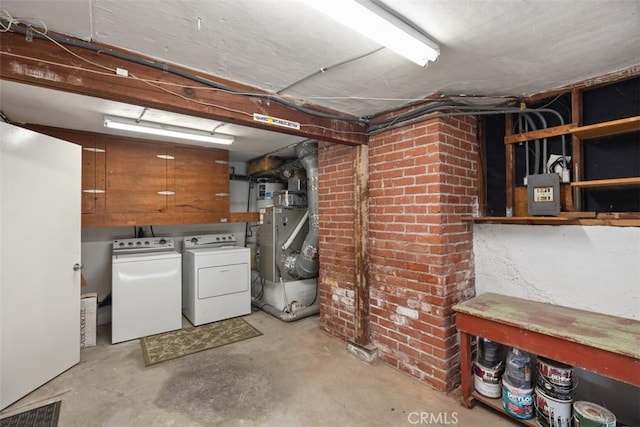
473 223 640 424
474 224 640 320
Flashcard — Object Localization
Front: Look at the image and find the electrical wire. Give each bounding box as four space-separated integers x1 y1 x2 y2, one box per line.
1 17 366 123
277 47 385 94
0 111 11 123
1 10 575 148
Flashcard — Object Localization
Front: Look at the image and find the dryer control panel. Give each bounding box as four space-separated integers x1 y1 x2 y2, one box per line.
113 237 175 253
183 233 237 249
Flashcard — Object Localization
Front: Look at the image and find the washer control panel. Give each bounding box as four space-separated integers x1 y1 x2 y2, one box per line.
113 237 175 253
183 233 237 249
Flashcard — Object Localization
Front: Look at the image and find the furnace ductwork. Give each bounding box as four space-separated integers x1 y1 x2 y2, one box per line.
288 140 319 279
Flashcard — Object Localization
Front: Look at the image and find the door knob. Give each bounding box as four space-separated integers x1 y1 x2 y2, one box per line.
73 263 84 271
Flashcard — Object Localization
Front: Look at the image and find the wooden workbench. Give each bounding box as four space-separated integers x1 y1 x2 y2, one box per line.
452 293 640 420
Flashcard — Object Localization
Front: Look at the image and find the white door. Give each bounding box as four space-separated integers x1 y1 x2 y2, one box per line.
0 123 82 410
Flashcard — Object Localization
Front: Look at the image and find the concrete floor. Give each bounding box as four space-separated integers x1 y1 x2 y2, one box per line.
0 311 517 426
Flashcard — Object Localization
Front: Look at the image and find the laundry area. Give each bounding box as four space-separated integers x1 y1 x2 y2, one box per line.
1 1 639 427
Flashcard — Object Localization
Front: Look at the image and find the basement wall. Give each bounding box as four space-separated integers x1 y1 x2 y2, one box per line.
318 116 479 391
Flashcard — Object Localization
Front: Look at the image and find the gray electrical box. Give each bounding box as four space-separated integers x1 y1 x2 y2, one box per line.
527 173 560 216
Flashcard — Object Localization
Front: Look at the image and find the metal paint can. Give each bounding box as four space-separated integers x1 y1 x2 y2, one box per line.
534 387 572 427
537 357 573 387
473 360 503 399
478 337 503 368
502 377 535 420
573 402 616 427
536 373 573 401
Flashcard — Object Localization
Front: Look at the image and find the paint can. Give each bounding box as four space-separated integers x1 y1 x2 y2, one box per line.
477 337 503 368
505 347 532 388
536 373 574 401
573 401 616 427
473 360 503 399
502 377 535 420
537 357 573 388
534 386 572 427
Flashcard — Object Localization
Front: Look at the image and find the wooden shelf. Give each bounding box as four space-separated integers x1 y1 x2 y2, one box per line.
570 177 640 188
462 216 640 227
504 123 576 144
470 391 537 427
570 116 640 139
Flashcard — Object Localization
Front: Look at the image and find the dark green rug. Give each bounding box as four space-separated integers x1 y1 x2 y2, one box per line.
140 317 262 366
0 401 60 427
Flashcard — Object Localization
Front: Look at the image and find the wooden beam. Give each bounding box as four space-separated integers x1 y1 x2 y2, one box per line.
0 31 367 145
570 177 640 188
570 116 640 139
525 65 640 104
353 144 370 346
504 123 577 144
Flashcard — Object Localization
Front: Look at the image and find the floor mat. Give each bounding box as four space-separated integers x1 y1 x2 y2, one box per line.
140 317 262 366
0 401 61 427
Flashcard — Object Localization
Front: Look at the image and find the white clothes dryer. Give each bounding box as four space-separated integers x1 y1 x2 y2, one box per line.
182 233 250 326
111 237 182 344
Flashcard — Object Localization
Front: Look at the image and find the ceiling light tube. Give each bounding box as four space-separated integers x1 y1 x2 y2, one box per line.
104 115 234 145
311 0 439 67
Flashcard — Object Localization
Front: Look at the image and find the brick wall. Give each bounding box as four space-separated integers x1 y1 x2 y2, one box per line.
318 141 357 341
318 115 479 391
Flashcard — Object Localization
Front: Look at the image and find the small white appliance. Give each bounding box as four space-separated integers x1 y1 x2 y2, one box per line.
111 237 182 344
182 233 251 326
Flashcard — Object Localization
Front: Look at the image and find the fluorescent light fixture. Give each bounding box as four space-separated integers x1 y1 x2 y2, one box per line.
103 115 234 145
310 0 439 67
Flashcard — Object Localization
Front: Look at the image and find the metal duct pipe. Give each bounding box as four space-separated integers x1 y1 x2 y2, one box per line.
288 140 319 279
251 297 320 322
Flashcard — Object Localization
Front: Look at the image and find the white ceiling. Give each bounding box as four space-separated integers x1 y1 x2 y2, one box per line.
0 0 639 160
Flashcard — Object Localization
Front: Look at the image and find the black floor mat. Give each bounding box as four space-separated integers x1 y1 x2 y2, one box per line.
0 401 61 427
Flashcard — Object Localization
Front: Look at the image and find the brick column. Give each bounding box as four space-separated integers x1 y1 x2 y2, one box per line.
318 115 478 391
367 116 478 391
318 142 357 341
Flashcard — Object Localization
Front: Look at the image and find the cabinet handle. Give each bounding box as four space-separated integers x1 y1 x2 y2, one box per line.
215 193 230 197
219 269 231 273
157 191 176 196
157 155 175 160
82 189 105 194
83 147 105 153
215 160 229 165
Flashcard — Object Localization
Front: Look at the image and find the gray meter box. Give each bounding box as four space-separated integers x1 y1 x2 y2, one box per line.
527 173 560 216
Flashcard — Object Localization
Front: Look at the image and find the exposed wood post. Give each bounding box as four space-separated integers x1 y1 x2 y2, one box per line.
571 89 583 211
504 114 515 216
353 144 370 346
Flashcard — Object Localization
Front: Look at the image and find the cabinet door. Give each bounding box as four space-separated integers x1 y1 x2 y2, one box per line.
80 136 106 213
105 138 171 213
26 126 106 214
174 146 229 214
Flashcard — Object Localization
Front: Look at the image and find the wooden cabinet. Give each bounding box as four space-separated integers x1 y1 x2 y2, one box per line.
105 138 173 213
174 146 229 214
22 125 253 227
81 137 106 214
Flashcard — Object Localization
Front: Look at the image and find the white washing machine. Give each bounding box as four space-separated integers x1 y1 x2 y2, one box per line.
182 233 251 326
112 237 182 344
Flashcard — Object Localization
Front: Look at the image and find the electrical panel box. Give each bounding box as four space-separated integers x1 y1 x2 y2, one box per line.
527 173 560 216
